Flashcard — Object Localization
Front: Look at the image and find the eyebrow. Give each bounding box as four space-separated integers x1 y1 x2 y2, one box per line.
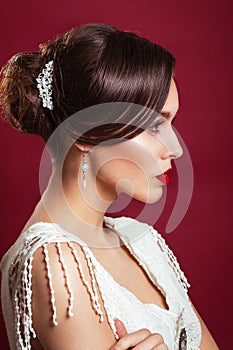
160 112 171 119
160 108 179 120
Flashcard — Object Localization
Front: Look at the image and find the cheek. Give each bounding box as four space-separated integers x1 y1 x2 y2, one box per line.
91 143 160 188
89 138 162 186
88 140 165 204
96 158 145 185
97 157 164 205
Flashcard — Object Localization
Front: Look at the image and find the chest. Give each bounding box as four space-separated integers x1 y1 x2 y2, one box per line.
89 240 201 350
90 244 169 311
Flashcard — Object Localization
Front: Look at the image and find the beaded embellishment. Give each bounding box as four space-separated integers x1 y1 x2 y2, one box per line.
36 60 54 110
179 328 187 350
56 242 74 317
11 237 105 350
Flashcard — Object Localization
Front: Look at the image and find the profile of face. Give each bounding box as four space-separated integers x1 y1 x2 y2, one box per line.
80 79 183 205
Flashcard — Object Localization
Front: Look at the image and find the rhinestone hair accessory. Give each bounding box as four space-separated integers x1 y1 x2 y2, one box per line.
36 60 54 110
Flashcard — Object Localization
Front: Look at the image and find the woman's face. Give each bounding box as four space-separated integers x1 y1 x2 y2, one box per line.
88 79 183 204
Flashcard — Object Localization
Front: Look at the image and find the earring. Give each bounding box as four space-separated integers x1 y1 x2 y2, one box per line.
80 147 89 189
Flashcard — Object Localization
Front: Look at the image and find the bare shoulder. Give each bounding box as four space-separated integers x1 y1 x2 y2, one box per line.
31 241 116 350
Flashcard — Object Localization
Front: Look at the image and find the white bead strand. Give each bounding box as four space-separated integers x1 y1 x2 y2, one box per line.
43 244 58 326
14 291 25 349
56 242 74 317
67 242 104 322
81 247 104 322
26 256 36 338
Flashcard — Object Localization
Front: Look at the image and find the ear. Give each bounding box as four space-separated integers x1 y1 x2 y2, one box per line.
74 142 93 153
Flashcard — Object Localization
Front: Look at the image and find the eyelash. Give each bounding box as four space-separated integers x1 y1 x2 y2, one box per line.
148 120 164 134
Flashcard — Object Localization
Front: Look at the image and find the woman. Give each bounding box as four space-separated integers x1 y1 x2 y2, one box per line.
0 23 219 350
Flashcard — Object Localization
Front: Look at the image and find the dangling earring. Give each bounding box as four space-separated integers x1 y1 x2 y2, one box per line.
80 146 89 189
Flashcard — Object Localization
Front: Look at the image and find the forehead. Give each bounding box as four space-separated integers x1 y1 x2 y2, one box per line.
160 78 179 117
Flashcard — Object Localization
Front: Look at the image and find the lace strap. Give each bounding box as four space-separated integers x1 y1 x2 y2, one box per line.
150 227 191 293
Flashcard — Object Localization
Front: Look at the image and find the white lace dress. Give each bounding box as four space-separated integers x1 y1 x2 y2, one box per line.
0 215 202 350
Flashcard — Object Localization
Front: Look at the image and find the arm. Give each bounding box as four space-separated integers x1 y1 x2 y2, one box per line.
191 302 220 350
31 242 116 350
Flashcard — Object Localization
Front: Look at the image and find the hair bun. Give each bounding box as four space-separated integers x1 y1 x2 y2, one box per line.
0 51 53 139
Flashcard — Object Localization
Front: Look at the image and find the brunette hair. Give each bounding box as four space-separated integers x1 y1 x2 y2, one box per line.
0 23 175 152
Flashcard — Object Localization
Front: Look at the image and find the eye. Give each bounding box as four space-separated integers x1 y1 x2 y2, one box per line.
148 120 164 134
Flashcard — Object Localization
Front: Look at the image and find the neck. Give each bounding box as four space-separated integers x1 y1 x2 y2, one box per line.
38 156 119 247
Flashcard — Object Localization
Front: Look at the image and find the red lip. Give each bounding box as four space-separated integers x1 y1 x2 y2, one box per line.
156 168 172 184
164 167 172 174
156 174 170 184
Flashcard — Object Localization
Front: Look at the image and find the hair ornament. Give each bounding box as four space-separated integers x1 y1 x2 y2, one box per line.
36 60 54 110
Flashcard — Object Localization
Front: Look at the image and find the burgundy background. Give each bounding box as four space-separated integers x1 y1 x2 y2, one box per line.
0 1 232 349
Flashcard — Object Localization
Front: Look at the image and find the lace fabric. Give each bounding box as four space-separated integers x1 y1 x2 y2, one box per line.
0 216 202 350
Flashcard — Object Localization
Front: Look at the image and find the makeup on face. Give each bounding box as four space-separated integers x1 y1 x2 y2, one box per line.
156 167 172 185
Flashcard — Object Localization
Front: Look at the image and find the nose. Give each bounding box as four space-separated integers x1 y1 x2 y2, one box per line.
159 126 183 160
